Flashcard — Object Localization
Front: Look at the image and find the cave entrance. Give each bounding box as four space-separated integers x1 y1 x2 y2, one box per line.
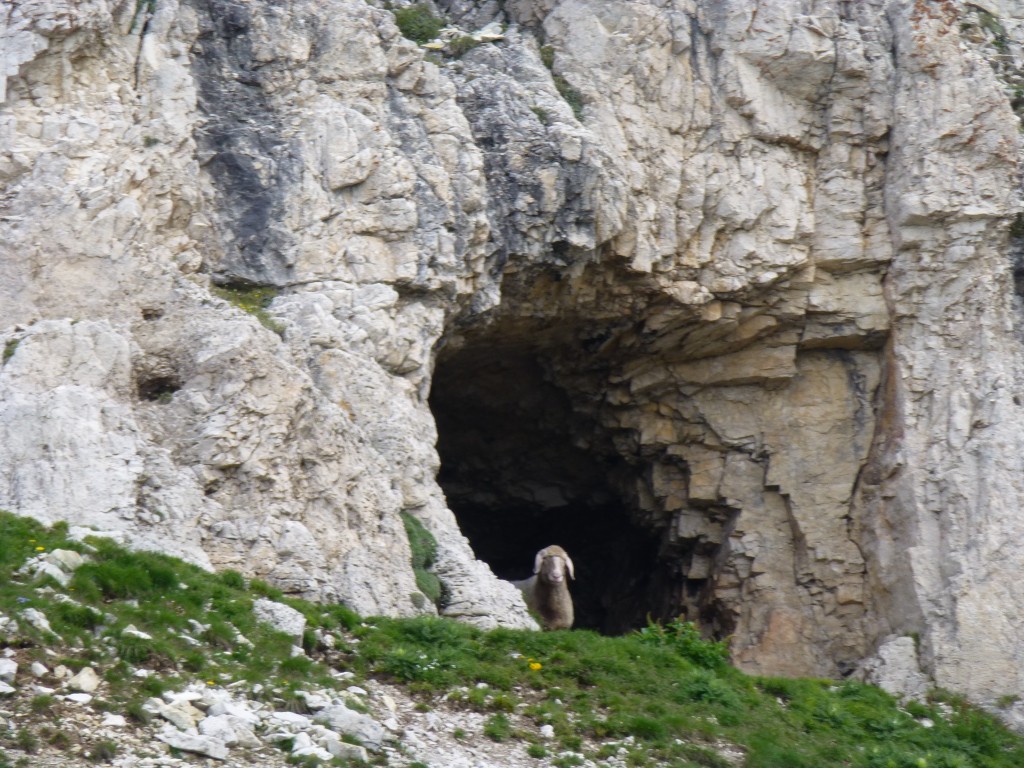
430 332 678 634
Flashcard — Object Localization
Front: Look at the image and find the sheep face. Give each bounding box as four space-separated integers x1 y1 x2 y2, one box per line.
534 545 574 584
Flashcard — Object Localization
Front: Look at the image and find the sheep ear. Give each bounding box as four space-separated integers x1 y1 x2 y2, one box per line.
534 550 545 574
565 555 575 580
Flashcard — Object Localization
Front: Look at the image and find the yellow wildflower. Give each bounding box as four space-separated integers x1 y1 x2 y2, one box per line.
529 662 542 671
35 546 45 551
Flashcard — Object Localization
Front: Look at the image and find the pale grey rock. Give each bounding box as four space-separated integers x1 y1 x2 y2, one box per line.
253 598 306 642
122 625 154 641
102 714 127 727
20 608 52 634
324 739 369 762
0 658 16 683
299 690 332 710
269 711 314 729
29 662 47 677
158 700 204 732
0 682 14 696
314 704 388 750
199 714 244 747
156 728 230 760
64 692 93 704
45 548 86 572
859 636 931 703
67 666 100 693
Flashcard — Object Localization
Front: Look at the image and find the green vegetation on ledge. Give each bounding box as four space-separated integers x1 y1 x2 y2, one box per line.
3 509 1024 768
211 283 285 336
392 4 444 46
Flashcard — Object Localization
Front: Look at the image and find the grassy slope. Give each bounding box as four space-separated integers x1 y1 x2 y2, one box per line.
1 510 1023 768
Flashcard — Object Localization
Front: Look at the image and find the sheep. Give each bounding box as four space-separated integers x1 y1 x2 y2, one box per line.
513 545 575 630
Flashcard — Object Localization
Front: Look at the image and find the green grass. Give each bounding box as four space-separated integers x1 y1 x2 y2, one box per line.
2 339 17 364
211 283 284 335
401 512 442 606
392 4 444 45
3 508 1024 767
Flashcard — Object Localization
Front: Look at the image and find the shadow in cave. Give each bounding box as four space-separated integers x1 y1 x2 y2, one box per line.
430 336 677 635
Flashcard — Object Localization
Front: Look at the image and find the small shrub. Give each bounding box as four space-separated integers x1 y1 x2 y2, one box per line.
40 727 72 750
250 579 284 600
401 512 442 605
484 713 512 742
448 35 481 57
29 695 56 715
114 633 153 663
540 44 555 69
2 339 18 364
218 570 246 589
279 654 315 677
125 700 152 724
393 4 444 45
14 729 37 754
140 676 167 697
51 601 103 632
87 740 118 763
553 75 584 120
212 284 284 335
636 618 729 669
527 743 548 758
675 670 741 709
204 619 237 650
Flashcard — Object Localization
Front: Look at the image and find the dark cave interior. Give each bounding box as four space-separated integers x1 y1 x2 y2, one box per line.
429 333 682 635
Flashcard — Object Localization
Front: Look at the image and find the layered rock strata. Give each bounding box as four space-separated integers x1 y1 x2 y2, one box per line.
3 0 1024 710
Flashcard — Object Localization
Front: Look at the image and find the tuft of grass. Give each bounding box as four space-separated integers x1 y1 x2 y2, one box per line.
211 283 284 335
636 618 730 669
87 740 118 763
2 339 17 364
483 712 512 742
393 4 444 45
401 512 442 606
448 35 481 58
527 743 548 759
553 75 584 120
29 695 56 715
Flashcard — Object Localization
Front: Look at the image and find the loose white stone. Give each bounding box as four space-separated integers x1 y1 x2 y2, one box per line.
157 728 230 760
314 705 387 750
67 666 100 693
253 599 306 642
122 624 154 640
21 608 52 633
45 549 86 572
0 658 16 683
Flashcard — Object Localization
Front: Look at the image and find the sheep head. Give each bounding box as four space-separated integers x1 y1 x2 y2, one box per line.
533 545 574 584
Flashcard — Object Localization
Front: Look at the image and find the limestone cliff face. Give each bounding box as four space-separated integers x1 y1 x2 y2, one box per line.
3 0 1024 709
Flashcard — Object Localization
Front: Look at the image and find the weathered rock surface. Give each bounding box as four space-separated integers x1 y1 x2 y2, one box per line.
4 0 1024 712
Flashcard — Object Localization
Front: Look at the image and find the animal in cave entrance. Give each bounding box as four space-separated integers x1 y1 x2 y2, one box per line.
512 545 575 630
